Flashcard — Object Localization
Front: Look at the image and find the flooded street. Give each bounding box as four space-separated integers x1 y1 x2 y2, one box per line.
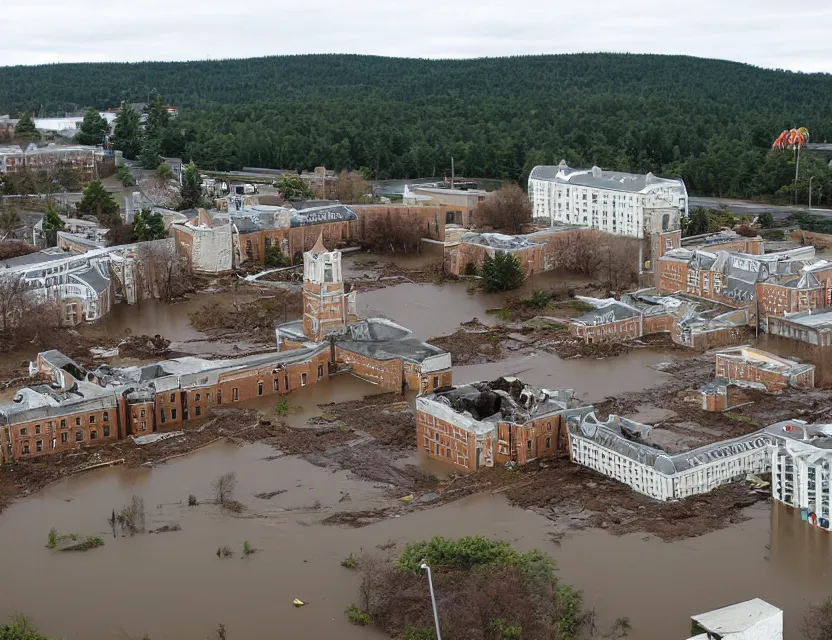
0 440 826 639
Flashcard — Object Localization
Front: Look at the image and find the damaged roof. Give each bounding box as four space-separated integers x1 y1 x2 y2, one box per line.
336 318 448 365
529 163 685 195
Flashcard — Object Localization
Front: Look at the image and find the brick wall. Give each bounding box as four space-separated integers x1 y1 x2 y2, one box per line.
5 407 119 460
715 354 802 393
354 205 449 242
574 316 642 343
416 410 476 472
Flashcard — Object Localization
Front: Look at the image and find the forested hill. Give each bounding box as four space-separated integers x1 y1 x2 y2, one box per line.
3 53 832 201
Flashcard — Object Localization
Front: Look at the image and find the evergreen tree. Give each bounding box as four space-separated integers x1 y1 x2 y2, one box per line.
144 95 170 142
139 138 162 170
75 110 109 146
77 180 119 225
132 207 167 241
14 113 39 141
41 204 65 246
112 105 141 160
481 253 524 292
276 175 313 201
179 161 203 210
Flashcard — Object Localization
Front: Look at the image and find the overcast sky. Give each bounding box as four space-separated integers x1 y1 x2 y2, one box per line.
2 0 831 72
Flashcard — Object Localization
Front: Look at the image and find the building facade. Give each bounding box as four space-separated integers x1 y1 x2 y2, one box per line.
416 379 590 472
0 143 115 180
528 161 688 238
714 346 815 392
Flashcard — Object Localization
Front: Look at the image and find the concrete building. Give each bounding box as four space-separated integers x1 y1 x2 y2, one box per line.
528 161 688 238
416 378 591 472
567 412 773 501
0 236 450 462
443 224 585 277
405 184 486 224
770 419 832 532
769 309 832 346
715 346 815 392
688 598 783 640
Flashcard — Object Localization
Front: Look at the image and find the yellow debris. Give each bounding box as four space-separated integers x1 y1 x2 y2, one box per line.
293 599 306 607
399 494 414 502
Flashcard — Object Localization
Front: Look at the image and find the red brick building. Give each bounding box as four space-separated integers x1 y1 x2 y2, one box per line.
714 346 815 392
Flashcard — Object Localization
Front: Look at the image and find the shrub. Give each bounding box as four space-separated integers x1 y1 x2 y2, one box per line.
345 605 371 626
481 253 524 292
341 552 358 569
397 536 535 575
274 397 291 417
264 246 291 268
243 540 258 556
216 545 233 558
527 289 551 309
463 262 478 276
404 627 436 640
188 494 198 507
46 528 57 549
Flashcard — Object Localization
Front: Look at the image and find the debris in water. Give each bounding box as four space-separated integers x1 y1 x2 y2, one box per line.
293 599 306 607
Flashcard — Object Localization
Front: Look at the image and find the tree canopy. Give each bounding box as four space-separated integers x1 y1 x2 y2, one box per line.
77 180 119 225
132 207 167 241
75 110 108 145
179 161 203 210
4 53 832 201
112 105 141 160
482 252 525 292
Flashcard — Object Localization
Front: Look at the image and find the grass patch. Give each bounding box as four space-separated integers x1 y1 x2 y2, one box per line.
60 536 104 552
46 527 57 549
243 540 258 556
341 552 358 569
216 545 234 558
724 412 758 425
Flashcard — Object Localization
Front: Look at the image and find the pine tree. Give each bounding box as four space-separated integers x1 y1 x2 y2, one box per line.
78 180 119 226
112 105 141 159
14 113 39 141
75 110 109 146
481 253 524 292
179 161 203 210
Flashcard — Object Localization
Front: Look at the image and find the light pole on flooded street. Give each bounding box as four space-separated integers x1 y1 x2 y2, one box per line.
420 560 442 640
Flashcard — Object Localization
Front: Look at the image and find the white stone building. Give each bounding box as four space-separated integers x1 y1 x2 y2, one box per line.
567 412 773 501
688 598 783 640
769 419 832 529
528 161 688 238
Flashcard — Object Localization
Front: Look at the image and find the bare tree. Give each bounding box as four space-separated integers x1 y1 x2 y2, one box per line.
556 231 605 276
332 170 371 203
472 183 531 234
803 597 832 640
0 275 25 332
360 211 423 254
212 472 238 505
136 240 192 301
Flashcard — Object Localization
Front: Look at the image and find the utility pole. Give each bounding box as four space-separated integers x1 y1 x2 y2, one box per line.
420 561 442 640
809 176 815 210
450 157 454 190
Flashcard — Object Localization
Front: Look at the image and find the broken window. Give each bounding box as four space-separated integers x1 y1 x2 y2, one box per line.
284 375 289 390
545 437 551 449
273 379 279 391
60 419 66 428
171 409 177 420
140 409 146 418
433 376 439 388
232 388 239 401
217 391 222 405
22 442 30 455
258 381 263 396
206 392 212 403
194 393 200 402
75 431 83 442
170 393 176 403
89 415 96 424
19 427 27 436
35 425 40 435
104 412 109 422
61 432 68 444
546 422 552 432
103 426 110 438
317 365 324 378
90 430 97 441
526 440 532 451
161 409 167 423
36 440 43 452
301 373 307 387
195 406 201 417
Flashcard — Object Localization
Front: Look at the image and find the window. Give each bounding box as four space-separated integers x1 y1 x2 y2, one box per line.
103 426 110 437
526 440 532 451
22 442 30 455
301 373 307 386
36 440 43 452
207 392 212 403
273 379 279 391
284 374 289 389
89 415 96 424
140 409 146 418
90 430 97 441
171 409 177 420
103 411 109 422
75 431 83 442
61 432 68 444
258 381 263 396
546 422 552 432
433 376 439 389
324 264 333 282
232 388 239 401
170 393 176 403
195 393 201 402
265 237 271 248
19 427 28 436
161 409 167 423
35 425 41 435
76 417 81 426
545 437 551 449
195 406 201 417
60 419 66 428
317 364 324 378
217 391 222 405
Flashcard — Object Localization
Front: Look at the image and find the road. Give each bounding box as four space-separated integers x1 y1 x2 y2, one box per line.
689 197 832 220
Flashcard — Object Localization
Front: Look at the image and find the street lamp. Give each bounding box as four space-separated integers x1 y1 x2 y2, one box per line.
420 561 442 640
810 176 815 210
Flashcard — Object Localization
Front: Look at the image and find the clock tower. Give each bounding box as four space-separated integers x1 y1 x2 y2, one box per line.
302 233 355 342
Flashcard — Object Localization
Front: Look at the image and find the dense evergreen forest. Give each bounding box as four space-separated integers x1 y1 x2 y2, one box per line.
2 53 832 202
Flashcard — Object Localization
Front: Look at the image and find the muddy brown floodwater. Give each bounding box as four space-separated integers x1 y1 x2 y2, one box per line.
0 441 826 640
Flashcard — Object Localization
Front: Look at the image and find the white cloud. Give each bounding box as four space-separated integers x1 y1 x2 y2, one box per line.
1 0 831 72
